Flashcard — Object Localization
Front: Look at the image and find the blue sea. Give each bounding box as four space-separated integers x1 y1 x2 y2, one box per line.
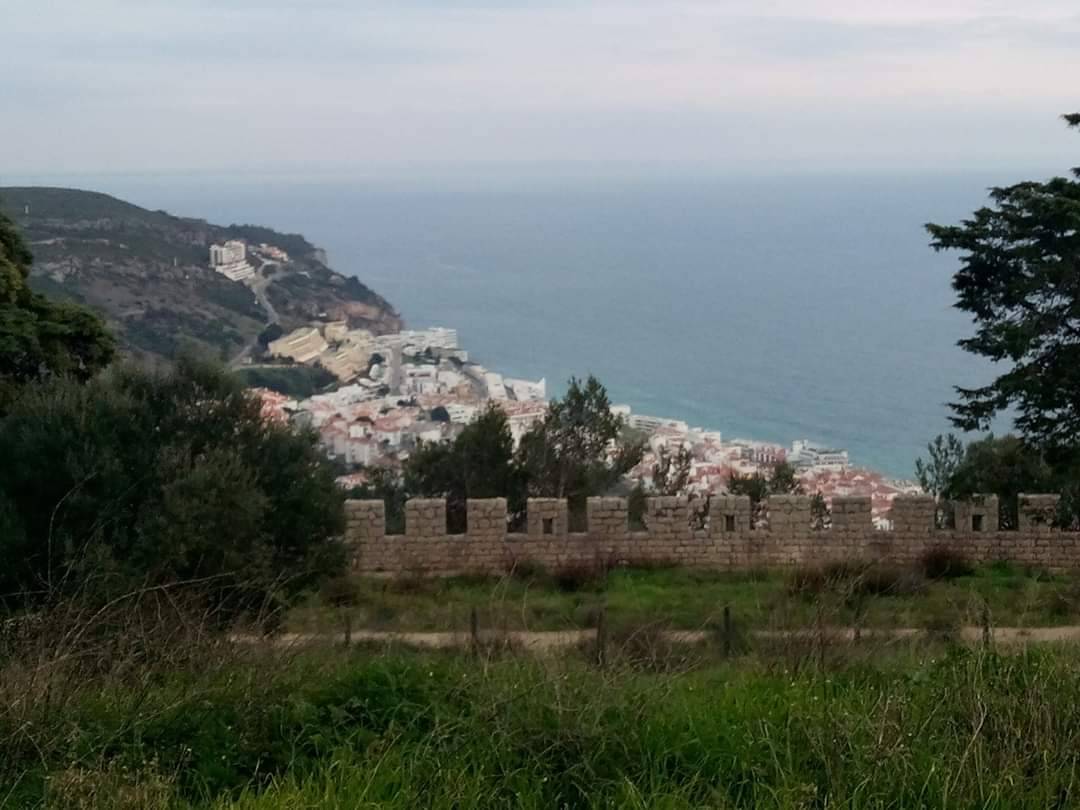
8 168 1037 477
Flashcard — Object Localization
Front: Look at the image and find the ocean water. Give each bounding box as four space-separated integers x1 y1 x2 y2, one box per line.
8 170 1024 477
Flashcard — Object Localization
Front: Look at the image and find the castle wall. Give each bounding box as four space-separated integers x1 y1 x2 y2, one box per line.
344 494 1075 577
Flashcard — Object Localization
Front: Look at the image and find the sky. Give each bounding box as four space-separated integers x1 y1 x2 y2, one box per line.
3 0 1079 177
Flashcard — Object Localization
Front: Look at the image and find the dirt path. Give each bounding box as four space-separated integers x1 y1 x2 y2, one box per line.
236 625 1080 652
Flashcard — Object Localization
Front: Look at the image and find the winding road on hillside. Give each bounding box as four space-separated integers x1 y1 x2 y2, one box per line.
229 260 282 369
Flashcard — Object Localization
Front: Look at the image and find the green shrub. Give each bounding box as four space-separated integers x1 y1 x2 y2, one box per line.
234 364 336 398
320 576 360 608
551 560 609 593
0 355 346 615
919 545 975 580
788 561 926 601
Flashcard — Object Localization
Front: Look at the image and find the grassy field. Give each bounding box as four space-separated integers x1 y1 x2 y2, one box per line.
287 560 1080 637
7 636 1080 809
9 562 1080 808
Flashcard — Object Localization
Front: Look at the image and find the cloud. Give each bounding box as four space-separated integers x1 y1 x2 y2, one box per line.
2 0 1078 173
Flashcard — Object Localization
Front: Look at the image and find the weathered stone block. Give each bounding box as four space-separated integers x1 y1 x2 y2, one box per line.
831 496 872 532
709 495 752 535
405 498 447 538
345 499 386 541
888 495 936 534
527 498 569 538
467 498 507 540
644 496 691 541
954 495 999 533
586 497 628 539
765 495 812 533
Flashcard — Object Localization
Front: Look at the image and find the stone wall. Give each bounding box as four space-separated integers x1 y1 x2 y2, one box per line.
345 493 1075 577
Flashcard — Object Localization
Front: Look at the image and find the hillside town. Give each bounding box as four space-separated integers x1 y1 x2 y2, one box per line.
253 325 918 527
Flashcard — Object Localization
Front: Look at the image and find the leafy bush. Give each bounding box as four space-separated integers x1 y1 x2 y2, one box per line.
0 355 346 615
551 560 610 593
257 322 285 347
320 576 361 608
235 364 336 398
919 546 975 580
788 561 926 599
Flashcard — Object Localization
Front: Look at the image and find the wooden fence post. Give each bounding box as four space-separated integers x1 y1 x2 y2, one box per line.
470 606 480 654
722 605 732 657
595 605 608 669
816 603 826 672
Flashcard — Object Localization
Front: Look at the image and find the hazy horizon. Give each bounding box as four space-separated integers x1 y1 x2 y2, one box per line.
3 1 1078 177
2 161 1076 199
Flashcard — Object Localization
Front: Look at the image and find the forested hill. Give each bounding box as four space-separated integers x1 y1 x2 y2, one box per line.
0 186 402 363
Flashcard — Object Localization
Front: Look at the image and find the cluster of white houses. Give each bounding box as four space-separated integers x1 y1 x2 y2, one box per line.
218 237 892 520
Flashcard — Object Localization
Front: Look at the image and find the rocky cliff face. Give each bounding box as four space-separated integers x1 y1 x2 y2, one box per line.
0 186 403 364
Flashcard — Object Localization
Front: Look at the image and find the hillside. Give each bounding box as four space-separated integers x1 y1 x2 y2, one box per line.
0 187 402 363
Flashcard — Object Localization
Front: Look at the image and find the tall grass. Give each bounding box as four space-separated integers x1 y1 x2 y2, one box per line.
6 616 1080 808
210 647 1080 809
9 573 1080 809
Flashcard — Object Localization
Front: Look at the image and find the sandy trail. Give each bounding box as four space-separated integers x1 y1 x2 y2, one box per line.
234 625 1080 651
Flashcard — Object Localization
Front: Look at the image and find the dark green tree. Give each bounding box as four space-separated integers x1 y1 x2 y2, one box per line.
350 466 409 534
517 376 644 523
405 404 525 531
0 355 345 615
627 481 648 530
915 434 966 499
767 460 801 496
0 211 115 408
946 434 1058 529
926 114 1080 455
914 432 1080 528
914 433 967 527
728 461 805 527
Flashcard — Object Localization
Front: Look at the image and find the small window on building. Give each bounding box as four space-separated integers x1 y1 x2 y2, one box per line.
542 517 555 535
972 514 985 532
725 514 736 532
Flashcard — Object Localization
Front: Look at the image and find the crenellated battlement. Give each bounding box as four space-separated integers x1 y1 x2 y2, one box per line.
345 494 1072 576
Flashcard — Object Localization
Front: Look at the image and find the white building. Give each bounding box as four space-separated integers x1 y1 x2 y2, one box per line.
345 426 377 466
437 369 466 390
506 377 546 402
484 371 507 399
790 440 849 470
402 365 438 395
399 327 458 354
208 240 255 282
374 333 404 354
255 243 289 262
628 413 689 434
446 403 479 423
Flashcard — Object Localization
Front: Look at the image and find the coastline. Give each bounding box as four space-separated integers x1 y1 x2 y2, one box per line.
252 323 921 527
